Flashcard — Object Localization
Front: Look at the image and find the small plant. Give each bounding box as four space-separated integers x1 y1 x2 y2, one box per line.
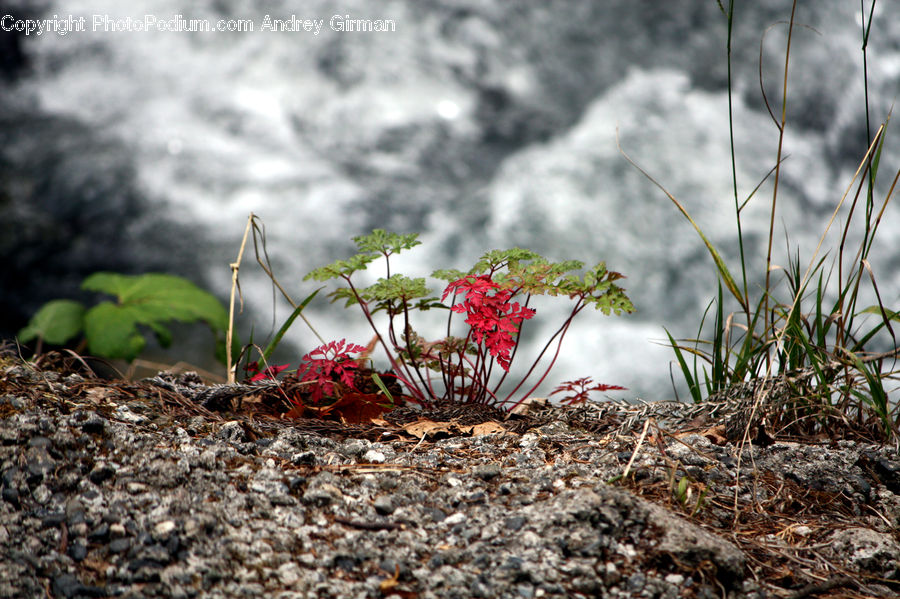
240 228 633 412
673 475 708 517
308 231 633 409
295 339 368 404
249 338 397 423
18 273 230 363
550 377 627 406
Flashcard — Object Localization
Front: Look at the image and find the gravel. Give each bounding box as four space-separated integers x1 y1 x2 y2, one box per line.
2 364 899 598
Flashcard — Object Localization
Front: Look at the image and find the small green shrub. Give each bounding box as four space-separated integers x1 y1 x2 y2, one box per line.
19 272 230 363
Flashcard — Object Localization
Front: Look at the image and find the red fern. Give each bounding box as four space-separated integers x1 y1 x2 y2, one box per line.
550 376 626 406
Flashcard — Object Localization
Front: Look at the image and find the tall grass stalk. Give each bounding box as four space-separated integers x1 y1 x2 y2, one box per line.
632 1 899 443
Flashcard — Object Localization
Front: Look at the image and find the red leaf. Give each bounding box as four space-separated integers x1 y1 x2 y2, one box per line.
248 363 290 382
551 377 626 405
323 392 390 424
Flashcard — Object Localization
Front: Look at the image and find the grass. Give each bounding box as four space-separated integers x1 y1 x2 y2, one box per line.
625 0 899 444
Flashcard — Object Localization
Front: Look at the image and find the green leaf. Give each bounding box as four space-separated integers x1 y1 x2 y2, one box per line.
353 229 421 256
82 273 228 331
370 371 395 406
846 350 891 433
412 298 449 312
78 273 228 362
147 320 173 348
470 248 542 274
859 305 900 320
676 477 690 502
327 287 362 308
83 302 147 361
261 288 322 362
504 259 584 295
431 268 468 283
665 328 703 404
618 145 746 312
436 250 585 298
362 275 430 302
304 254 379 282
558 263 635 315
18 300 86 345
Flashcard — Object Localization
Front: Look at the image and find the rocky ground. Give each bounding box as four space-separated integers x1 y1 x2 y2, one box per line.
1 356 899 599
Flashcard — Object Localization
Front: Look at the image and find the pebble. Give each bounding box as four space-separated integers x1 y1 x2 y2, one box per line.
363 448 386 463
1 370 897 599
373 495 395 515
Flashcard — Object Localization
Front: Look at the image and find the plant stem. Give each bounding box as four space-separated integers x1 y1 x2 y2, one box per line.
226 213 254 384
724 0 749 315
764 0 798 355
345 277 426 401
501 299 586 407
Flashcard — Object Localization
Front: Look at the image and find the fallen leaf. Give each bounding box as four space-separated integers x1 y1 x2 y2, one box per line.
402 419 462 439
465 421 509 436
282 392 392 424
701 425 728 445
332 392 392 424
400 419 510 439
508 396 547 416
282 404 306 420
84 387 118 403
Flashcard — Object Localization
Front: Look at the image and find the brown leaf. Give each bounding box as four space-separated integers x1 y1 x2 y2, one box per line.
331 392 392 424
281 392 391 424
84 387 118 403
402 419 462 439
701 425 728 445
401 419 510 439
282 404 306 420
465 421 510 436
508 396 547 416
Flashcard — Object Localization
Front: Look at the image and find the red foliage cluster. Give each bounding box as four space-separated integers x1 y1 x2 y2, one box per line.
296 339 368 404
244 339 398 424
442 274 536 371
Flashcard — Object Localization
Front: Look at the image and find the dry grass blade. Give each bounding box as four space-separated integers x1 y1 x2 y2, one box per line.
615 128 746 312
226 213 254 384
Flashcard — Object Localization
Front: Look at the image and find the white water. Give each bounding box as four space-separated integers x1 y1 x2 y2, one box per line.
7 1 900 398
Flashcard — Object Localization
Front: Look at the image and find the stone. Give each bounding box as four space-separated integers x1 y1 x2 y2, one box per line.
827 528 900 578
51 573 106 598
0 361 898 599
473 462 502 480
373 495 395 515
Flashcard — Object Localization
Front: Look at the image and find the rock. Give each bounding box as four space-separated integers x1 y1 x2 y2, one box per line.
373 495 395 515
362 448 386 463
51 573 106 598
0 363 898 598
827 528 900 579
473 462 502 480
645 498 746 583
